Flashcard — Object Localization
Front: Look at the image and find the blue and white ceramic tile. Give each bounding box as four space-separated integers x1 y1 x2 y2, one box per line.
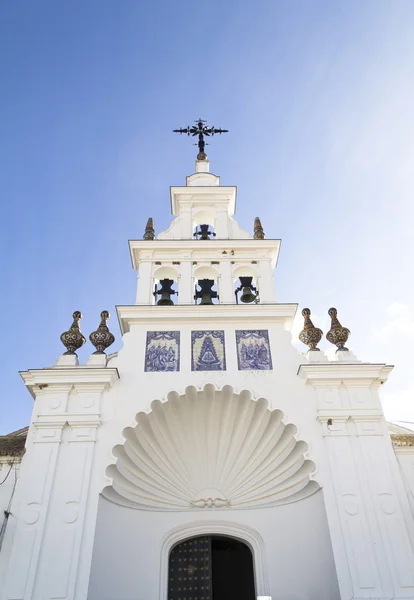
191 331 226 371
145 331 180 372
235 330 272 370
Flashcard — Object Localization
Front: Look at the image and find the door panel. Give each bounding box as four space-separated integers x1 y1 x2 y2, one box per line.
168 536 213 600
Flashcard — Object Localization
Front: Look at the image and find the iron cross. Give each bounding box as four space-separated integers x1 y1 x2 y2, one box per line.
173 119 228 159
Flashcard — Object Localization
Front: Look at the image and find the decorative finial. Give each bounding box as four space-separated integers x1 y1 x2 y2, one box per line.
143 217 155 241
326 307 351 351
173 119 228 160
60 311 86 355
253 217 265 240
298 308 323 351
89 311 115 354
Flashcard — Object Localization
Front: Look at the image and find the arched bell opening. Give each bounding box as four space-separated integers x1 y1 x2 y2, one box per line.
168 534 255 600
193 265 219 305
193 210 216 240
233 265 260 304
153 266 179 306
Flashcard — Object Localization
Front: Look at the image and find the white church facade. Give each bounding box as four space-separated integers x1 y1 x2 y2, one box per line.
1 129 414 600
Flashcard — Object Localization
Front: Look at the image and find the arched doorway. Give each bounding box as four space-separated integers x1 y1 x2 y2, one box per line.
168 535 255 600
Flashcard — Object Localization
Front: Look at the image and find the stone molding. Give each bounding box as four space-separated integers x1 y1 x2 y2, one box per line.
169 185 237 215
20 367 119 398
117 303 297 334
298 363 393 383
129 238 281 269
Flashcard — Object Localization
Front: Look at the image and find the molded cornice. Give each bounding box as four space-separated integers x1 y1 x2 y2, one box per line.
116 302 297 334
298 363 393 383
20 368 119 398
170 185 237 215
128 238 281 269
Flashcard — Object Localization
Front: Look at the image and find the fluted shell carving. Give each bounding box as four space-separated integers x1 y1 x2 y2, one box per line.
326 307 350 351
89 310 115 354
298 308 323 350
60 311 86 355
103 384 320 511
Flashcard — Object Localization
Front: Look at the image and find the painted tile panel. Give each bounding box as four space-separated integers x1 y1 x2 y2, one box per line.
235 330 272 370
191 331 226 371
145 331 180 372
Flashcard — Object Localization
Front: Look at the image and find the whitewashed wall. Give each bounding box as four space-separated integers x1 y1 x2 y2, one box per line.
0 461 20 585
395 449 414 517
0 462 19 522
88 490 340 600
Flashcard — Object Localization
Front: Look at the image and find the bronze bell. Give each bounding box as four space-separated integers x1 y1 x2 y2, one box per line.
194 279 218 305
194 224 216 240
153 279 177 306
236 276 258 304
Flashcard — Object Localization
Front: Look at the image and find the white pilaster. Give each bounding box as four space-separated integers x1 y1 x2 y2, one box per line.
177 259 193 304
2 368 118 600
258 259 277 303
136 259 153 304
214 207 230 239
218 260 235 303
2 419 65 600
299 363 414 600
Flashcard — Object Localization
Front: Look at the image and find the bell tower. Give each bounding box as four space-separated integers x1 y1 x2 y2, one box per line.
131 150 279 313
121 125 290 378
4 119 414 600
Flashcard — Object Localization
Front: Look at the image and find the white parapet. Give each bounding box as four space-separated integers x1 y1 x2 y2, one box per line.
306 349 329 363
86 353 107 367
195 158 210 173
54 354 79 367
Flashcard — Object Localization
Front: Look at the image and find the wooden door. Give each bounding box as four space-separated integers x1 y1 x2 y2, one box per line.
168 536 213 600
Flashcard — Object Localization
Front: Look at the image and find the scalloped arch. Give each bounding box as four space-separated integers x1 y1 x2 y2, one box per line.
153 265 179 281
102 384 320 511
232 263 260 281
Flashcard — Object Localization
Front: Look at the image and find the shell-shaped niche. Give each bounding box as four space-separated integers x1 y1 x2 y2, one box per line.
103 384 320 511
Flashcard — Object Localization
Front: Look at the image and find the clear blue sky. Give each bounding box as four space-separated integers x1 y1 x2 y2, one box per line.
2 1 414 434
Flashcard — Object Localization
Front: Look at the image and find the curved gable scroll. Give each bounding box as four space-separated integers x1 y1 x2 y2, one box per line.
103 384 320 511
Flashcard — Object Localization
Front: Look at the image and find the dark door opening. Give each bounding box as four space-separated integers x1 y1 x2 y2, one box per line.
168 535 255 600
211 536 255 600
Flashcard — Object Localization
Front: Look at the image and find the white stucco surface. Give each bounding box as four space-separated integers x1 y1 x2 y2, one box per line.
88 490 340 600
395 449 414 517
0 462 20 585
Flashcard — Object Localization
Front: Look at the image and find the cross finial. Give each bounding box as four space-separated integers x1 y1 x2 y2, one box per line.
173 118 228 160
